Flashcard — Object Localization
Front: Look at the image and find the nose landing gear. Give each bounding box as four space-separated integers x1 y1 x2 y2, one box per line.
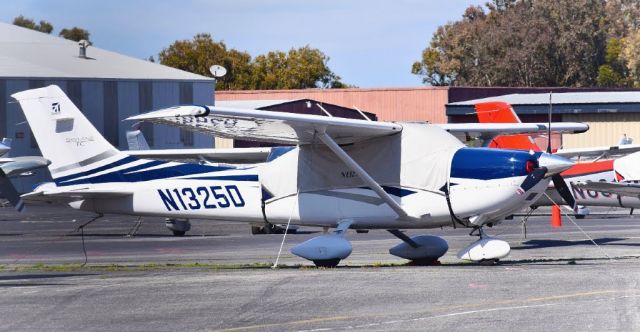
457 227 510 263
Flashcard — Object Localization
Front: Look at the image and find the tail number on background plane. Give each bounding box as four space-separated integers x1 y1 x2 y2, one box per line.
157 185 245 211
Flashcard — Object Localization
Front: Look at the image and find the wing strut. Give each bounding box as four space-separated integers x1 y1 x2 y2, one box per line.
317 131 410 219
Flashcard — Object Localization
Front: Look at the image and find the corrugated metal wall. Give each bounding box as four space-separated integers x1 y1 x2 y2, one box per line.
563 113 640 148
1 79 215 192
216 87 450 123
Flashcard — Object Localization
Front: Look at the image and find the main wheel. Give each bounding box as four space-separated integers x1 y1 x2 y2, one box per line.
313 259 341 268
251 226 266 235
172 230 186 236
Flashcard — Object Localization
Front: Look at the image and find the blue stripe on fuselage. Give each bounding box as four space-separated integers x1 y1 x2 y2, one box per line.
357 186 416 197
55 159 237 186
450 147 539 180
187 175 259 182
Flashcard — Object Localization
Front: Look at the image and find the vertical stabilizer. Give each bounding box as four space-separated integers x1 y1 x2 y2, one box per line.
474 102 540 151
11 85 128 180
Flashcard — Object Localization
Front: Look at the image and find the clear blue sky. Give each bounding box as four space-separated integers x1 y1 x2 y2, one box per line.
1 0 487 88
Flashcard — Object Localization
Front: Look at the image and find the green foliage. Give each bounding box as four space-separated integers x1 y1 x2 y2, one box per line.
59 27 91 43
412 0 629 87
13 15 92 45
597 65 623 87
159 33 347 90
13 15 53 33
597 38 629 86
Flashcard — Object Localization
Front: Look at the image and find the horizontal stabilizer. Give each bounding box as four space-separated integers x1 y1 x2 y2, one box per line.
0 156 50 177
22 184 134 203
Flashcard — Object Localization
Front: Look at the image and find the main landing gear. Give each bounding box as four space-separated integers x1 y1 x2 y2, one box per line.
165 218 191 236
290 220 353 268
290 222 451 267
457 227 510 263
388 230 449 264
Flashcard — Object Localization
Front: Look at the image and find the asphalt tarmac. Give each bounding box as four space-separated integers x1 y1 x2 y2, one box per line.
1 203 640 331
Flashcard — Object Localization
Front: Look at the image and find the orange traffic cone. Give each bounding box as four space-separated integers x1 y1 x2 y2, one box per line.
551 205 562 228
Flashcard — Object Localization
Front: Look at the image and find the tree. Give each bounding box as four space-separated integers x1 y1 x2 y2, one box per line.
59 27 91 42
251 46 344 89
597 38 629 86
159 33 254 90
412 0 608 87
159 34 347 90
623 29 640 87
13 15 53 33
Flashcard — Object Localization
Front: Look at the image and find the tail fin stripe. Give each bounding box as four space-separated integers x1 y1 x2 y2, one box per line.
53 155 139 183
50 149 121 174
56 162 235 187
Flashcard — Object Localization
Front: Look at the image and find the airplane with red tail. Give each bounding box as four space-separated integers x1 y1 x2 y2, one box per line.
473 101 640 216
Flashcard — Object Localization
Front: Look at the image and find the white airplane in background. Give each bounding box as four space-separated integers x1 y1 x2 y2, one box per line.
13 85 582 267
0 138 10 157
575 152 640 202
0 138 50 211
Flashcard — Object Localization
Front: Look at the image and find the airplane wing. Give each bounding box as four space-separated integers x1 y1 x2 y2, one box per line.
127 105 402 145
555 144 640 159
438 123 588 142
573 181 640 197
127 147 272 163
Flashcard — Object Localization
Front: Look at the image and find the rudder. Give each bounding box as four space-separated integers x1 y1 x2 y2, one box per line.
11 85 128 180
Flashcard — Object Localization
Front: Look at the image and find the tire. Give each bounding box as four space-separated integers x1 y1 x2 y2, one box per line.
313 259 341 268
251 226 266 235
172 230 186 236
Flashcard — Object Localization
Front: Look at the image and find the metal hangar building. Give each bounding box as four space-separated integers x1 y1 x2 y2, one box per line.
0 22 216 191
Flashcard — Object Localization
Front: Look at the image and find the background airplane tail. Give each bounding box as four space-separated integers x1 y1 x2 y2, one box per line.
475 102 540 151
126 125 151 150
11 85 129 180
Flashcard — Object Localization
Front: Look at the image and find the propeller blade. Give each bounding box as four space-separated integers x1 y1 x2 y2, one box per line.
519 167 548 193
551 174 577 211
0 169 24 212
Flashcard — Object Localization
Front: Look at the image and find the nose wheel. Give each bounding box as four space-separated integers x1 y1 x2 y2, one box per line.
458 226 510 263
468 227 487 238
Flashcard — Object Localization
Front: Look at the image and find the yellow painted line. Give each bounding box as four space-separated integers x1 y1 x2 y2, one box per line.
210 289 639 332
430 289 637 315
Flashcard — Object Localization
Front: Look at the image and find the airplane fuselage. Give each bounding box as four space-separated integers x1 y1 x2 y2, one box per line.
55 147 551 230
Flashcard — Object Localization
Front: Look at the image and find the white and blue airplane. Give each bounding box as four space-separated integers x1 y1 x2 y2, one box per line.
12 85 580 266
0 138 50 211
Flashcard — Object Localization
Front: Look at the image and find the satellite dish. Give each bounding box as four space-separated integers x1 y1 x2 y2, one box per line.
209 65 227 78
